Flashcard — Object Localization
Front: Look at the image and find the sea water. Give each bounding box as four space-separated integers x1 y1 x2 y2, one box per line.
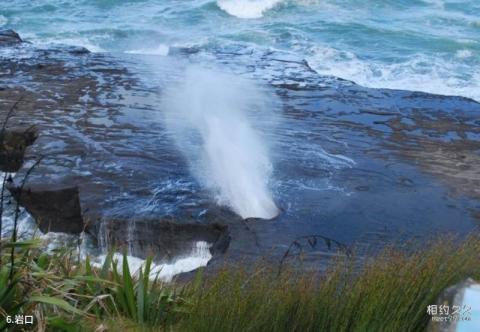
1 0 479 100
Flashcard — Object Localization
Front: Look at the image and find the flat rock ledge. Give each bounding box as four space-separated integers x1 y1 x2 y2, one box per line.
91 219 230 261
7 184 84 234
6 181 231 261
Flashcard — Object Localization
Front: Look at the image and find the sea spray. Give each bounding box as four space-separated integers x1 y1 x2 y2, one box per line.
162 66 279 219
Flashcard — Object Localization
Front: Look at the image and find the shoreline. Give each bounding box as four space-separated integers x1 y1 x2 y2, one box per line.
1 29 479 281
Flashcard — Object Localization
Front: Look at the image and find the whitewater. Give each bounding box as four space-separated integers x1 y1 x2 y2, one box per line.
0 0 479 101
162 66 279 219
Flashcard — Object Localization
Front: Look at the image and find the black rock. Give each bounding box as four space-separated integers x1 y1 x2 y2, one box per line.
0 29 23 46
0 127 38 172
88 219 230 262
7 184 84 234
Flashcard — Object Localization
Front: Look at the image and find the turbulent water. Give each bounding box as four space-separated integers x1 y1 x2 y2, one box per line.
1 0 479 100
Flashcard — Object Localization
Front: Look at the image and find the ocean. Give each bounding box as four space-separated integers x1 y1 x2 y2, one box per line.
1 0 479 100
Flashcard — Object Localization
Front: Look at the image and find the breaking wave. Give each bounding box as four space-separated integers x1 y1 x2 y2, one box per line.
305 46 480 101
217 0 283 19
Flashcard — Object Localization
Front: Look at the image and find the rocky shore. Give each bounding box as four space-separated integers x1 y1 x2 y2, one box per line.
1 29 479 277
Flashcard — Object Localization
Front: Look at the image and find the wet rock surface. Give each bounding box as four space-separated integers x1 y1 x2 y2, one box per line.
8 184 84 234
0 29 22 46
0 126 37 172
1 31 479 270
92 219 229 261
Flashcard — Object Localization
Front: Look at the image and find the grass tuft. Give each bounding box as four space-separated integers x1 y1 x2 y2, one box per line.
0 235 479 331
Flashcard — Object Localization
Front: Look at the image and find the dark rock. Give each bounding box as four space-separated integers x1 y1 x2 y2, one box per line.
65 46 91 55
89 219 229 262
2 37 480 276
43 45 90 55
0 29 23 46
7 184 84 234
0 127 38 172
168 46 200 56
355 185 370 192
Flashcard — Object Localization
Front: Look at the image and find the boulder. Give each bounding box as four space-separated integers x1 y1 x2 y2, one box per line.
0 127 37 172
0 29 22 46
7 184 84 234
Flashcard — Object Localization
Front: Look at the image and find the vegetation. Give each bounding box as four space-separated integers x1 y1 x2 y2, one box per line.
2 103 479 331
0 234 479 331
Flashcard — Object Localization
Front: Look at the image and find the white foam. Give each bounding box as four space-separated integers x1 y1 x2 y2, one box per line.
94 241 212 282
217 0 283 19
0 15 7 27
314 148 356 169
456 49 473 59
125 44 169 56
0 213 35 239
306 46 480 101
21 34 106 53
422 0 447 9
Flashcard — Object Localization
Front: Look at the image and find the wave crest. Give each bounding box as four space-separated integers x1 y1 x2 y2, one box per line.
306 46 480 102
217 0 283 19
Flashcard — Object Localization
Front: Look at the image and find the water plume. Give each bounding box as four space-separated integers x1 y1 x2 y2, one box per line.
162 66 279 219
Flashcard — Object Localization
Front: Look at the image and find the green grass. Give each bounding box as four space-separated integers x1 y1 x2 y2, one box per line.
1 235 480 331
